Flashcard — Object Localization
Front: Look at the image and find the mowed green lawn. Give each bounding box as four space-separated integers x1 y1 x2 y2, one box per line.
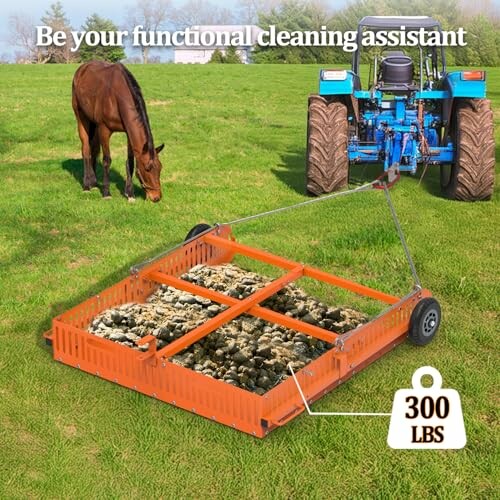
0 63 498 498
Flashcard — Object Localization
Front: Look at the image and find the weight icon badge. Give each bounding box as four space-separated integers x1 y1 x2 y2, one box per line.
387 366 466 449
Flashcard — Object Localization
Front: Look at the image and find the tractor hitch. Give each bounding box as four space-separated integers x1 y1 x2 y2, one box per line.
374 165 400 189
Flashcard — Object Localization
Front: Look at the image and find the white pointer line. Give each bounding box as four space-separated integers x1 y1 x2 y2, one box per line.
288 365 391 417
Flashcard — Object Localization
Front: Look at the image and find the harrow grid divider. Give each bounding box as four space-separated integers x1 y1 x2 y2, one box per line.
153 265 305 359
146 270 338 344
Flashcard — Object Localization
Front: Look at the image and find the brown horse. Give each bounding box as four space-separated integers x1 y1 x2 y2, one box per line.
72 61 164 202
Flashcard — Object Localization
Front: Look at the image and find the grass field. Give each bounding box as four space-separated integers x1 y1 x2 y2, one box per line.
0 63 498 498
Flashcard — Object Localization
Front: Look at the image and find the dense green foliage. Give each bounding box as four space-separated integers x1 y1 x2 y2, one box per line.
253 1 332 63
209 46 243 63
253 0 500 66
224 46 243 63
209 48 225 63
78 14 126 63
0 63 498 497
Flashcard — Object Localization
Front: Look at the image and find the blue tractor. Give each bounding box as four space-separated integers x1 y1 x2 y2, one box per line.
306 16 495 201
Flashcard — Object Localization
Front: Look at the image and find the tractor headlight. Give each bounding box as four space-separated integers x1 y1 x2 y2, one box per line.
321 70 347 81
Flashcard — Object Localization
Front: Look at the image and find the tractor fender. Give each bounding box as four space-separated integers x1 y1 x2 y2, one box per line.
444 71 487 99
318 70 360 122
318 70 360 96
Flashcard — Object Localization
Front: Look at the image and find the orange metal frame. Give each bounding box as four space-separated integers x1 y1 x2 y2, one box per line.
45 225 430 437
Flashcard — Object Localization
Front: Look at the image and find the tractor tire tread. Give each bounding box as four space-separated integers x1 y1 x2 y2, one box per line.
444 98 495 201
306 95 349 195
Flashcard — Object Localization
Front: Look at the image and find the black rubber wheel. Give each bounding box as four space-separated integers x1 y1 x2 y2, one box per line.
306 95 349 195
441 98 495 201
409 298 441 346
184 223 212 242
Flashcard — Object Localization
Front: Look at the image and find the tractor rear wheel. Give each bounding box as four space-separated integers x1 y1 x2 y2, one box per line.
441 98 495 201
306 96 349 195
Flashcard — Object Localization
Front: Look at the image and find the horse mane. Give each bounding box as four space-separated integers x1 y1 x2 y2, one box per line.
118 64 154 157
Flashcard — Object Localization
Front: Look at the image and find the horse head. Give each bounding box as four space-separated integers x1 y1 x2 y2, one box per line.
136 143 164 202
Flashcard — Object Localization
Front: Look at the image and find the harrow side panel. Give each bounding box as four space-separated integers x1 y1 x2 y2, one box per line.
342 289 430 368
51 320 267 436
146 225 235 279
57 276 155 329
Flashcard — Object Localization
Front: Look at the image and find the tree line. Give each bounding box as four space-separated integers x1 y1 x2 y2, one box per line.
252 0 500 66
7 0 500 66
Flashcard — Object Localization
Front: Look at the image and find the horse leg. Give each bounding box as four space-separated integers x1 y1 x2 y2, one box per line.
125 138 135 202
89 123 100 189
75 111 96 191
99 126 112 198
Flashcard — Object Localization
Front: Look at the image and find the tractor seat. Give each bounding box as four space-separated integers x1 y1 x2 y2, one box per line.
380 53 414 86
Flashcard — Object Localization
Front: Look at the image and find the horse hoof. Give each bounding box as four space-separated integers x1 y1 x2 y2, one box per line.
103 195 112 200
127 197 136 203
